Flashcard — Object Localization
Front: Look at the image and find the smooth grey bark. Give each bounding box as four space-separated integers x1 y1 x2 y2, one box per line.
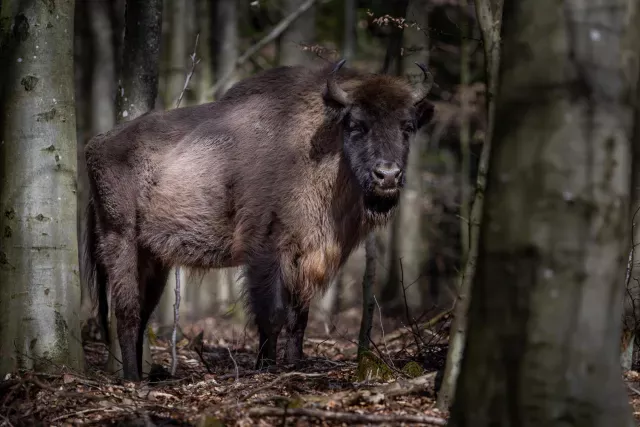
343 0 357 61
196 0 214 104
0 0 84 375
164 0 187 107
108 0 163 378
115 0 163 121
382 0 430 313
279 0 316 66
213 0 238 98
448 0 639 425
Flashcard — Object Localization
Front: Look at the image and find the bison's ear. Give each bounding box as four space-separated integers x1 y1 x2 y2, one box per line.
415 99 435 130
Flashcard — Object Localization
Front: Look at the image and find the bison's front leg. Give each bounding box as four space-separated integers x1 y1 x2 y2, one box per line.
247 255 289 369
284 298 309 365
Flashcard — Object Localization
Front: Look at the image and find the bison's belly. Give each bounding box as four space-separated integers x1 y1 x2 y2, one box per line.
137 171 237 269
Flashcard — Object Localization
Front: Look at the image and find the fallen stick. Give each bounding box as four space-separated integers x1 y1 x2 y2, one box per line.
240 372 327 402
332 372 436 407
248 407 447 425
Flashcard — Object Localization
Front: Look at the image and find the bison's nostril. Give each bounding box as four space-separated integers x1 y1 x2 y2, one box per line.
372 162 402 187
373 169 386 180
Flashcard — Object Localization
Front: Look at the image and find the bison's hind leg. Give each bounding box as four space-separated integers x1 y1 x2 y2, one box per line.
245 254 290 370
100 228 142 381
137 249 170 376
100 228 169 381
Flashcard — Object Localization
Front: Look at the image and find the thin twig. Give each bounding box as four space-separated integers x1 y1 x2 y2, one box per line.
373 295 395 371
175 34 201 109
170 267 181 376
170 33 201 377
226 347 239 383
207 0 318 98
628 382 640 396
50 408 112 423
0 413 14 427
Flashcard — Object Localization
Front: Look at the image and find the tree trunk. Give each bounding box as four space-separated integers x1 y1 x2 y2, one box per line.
108 0 163 378
164 0 187 107
78 0 118 320
382 0 429 313
357 234 377 358
436 0 502 411
74 0 93 322
279 0 316 66
621 9 640 373
448 0 639 425
213 0 238 98
343 0 357 61
0 0 84 375
380 0 409 76
196 0 214 104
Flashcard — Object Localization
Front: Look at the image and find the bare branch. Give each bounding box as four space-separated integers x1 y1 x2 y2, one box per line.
170 268 181 376
175 34 201 109
207 0 318 98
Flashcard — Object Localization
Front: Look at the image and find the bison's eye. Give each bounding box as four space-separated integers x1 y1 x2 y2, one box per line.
401 120 415 135
347 116 368 135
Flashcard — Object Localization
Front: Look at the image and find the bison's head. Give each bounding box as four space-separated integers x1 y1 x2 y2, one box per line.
322 59 435 214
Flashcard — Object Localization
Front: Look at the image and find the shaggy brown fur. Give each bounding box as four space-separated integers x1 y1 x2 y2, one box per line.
82 60 434 381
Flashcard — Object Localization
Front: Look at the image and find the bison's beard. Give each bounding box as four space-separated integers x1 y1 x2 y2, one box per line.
363 189 400 214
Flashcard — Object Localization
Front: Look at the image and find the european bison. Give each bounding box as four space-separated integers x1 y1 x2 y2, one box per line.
82 60 435 381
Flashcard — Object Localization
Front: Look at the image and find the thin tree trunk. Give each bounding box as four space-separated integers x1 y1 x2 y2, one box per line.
214 0 238 98
380 0 409 76
459 1 471 266
621 9 640 373
78 0 117 320
196 0 214 104
108 0 163 378
279 0 316 66
0 0 84 375
74 0 93 321
357 234 377 358
343 0 357 61
382 0 429 313
448 0 639 425
435 0 502 411
164 0 187 107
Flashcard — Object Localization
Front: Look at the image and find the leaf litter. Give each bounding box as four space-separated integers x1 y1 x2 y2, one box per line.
1 308 638 426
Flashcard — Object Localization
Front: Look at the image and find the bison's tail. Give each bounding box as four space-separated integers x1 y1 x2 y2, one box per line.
81 197 110 345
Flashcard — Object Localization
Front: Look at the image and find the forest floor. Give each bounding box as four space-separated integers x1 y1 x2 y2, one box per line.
2 308 640 426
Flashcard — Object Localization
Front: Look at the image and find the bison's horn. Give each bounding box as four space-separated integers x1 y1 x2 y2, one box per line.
325 59 351 106
411 62 434 105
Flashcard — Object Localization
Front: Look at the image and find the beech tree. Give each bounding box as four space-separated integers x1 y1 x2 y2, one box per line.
0 0 83 374
448 0 640 425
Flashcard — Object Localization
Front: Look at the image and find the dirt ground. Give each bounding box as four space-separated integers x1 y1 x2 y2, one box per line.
2 308 640 426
